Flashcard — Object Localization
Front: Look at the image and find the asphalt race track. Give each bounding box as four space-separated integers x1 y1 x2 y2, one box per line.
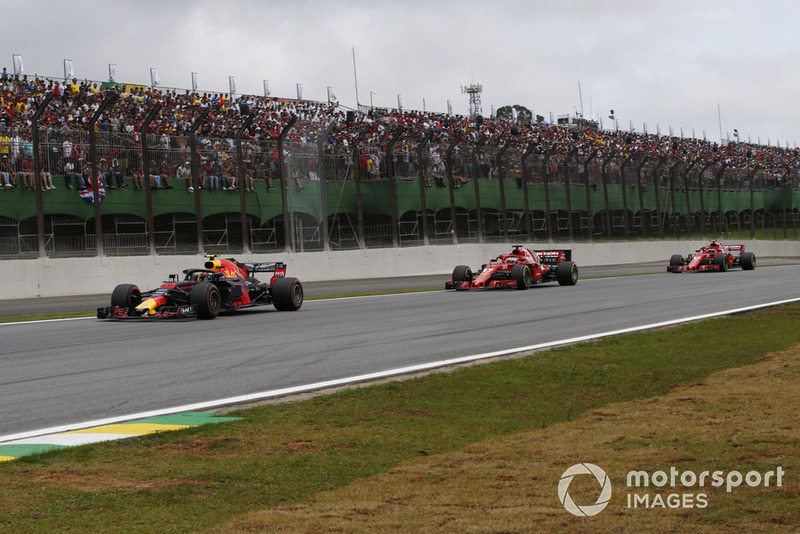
2 263 800 438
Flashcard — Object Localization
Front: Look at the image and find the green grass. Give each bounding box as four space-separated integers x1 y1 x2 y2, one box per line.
1 303 799 532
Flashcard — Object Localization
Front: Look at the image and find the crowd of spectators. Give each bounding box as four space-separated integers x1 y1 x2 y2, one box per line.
0 67 797 195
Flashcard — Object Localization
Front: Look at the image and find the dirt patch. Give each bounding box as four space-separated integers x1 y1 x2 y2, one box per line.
35 469 187 492
212 346 800 533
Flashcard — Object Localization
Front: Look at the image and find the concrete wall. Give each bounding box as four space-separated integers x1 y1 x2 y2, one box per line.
3 240 799 300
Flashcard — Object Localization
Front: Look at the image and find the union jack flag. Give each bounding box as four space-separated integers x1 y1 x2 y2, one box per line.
78 177 105 203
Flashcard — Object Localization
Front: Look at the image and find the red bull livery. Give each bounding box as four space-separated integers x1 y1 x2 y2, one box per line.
667 241 756 273
445 245 579 290
97 255 303 320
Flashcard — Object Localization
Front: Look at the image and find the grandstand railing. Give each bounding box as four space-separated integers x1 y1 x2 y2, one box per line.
0 96 798 259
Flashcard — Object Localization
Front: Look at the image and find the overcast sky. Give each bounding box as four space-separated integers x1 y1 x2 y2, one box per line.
6 1 799 146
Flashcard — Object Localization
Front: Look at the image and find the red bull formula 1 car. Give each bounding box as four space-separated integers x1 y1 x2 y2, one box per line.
667 241 756 273
97 255 303 320
445 245 578 290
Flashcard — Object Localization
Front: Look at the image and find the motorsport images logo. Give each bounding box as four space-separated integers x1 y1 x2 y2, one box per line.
558 463 786 516
558 463 612 517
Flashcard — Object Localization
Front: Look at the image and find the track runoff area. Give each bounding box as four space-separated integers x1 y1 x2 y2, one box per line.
2 293 800 460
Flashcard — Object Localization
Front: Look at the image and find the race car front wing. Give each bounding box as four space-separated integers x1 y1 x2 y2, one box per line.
97 304 199 319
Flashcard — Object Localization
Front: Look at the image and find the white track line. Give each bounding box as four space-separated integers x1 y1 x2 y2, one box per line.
2 296 799 444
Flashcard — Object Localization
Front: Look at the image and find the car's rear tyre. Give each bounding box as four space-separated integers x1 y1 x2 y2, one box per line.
556 261 579 286
740 251 756 270
510 264 531 290
713 253 729 272
111 284 141 310
190 282 221 319
272 277 303 311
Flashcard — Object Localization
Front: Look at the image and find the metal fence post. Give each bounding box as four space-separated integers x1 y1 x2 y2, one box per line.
542 145 558 244
385 129 403 247
619 157 632 241
138 104 163 255
716 165 728 238
496 140 512 243
31 92 55 258
416 130 434 246
698 163 710 240
582 150 598 241
635 157 649 241
651 157 666 240
187 107 208 254
520 142 536 242
88 92 119 256
668 162 681 240
563 147 578 242
316 122 336 251
601 153 615 241
235 110 257 253
351 127 370 249
444 132 463 244
470 136 487 243
277 116 298 252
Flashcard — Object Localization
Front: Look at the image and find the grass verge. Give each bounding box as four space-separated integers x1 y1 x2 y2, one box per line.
1 304 799 532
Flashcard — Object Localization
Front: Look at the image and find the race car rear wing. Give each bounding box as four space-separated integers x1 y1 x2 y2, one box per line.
533 249 572 265
246 261 287 273
723 244 745 254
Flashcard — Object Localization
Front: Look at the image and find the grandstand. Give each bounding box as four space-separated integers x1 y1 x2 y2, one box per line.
0 70 798 258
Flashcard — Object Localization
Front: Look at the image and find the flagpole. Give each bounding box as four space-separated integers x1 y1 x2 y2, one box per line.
352 47 360 110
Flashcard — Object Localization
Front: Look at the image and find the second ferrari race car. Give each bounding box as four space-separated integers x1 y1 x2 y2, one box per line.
445 245 578 290
667 241 756 273
97 255 303 320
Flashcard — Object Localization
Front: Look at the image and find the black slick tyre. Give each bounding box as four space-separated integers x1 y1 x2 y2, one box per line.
740 252 756 270
452 265 472 290
556 261 579 285
111 284 142 310
272 277 303 311
669 254 684 272
713 253 729 272
190 282 221 319
510 264 531 290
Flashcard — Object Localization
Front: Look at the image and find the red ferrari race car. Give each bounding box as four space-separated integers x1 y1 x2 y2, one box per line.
445 245 578 290
667 241 756 273
97 255 303 320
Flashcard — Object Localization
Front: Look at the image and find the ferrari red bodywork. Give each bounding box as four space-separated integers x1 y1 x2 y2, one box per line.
445 245 578 290
667 241 756 273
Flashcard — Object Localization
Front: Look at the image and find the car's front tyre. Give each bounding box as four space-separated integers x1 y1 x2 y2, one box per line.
510 264 531 290
111 284 141 311
191 282 221 319
713 253 729 272
451 265 472 290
